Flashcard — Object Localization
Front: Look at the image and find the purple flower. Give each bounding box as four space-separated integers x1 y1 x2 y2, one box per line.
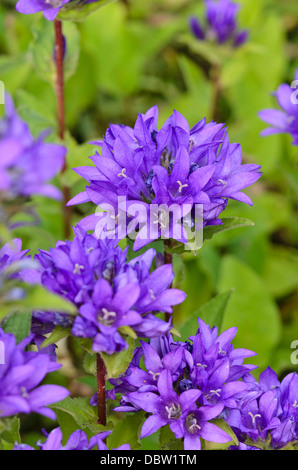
259 69 298 145
34 227 186 355
0 329 69 419
68 106 261 251
15 0 108 21
13 428 130 450
0 94 65 229
190 0 249 48
16 0 71 21
225 369 298 449
110 319 257 449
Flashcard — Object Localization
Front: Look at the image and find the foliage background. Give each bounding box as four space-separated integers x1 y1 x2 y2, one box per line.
0 0 297 449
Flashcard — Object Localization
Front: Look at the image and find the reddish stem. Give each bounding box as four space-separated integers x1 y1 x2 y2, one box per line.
164 240 173 323
54 19 71 239
96 353 107 426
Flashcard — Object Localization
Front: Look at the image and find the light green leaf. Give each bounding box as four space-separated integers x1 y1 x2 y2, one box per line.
179 290 233 341
0 417 20 445
2 312 32 343
107 411 145 450
51 397 111 434
101 336 135 380
203 217 254 241
219 256 281 370
41 325 71 349
58 0 118 21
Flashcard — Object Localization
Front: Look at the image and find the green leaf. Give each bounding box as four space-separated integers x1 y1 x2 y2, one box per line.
30 17 80 85
0 417 20 445
41 325 71 349
101 336 135 380
159 425 183 451
51 397 111 434
2 312 32 343
203 217 254 241
58 0 118 21
219 256 281 370
106 411 145 450
0 284 76 321
179 290 233 342
83 351 97 376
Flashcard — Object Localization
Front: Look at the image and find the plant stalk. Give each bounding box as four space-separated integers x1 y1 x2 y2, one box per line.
54 19 71 239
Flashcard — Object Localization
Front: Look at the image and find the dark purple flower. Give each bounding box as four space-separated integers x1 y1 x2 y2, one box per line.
68 106 261 251
0 329 69 419
190 0 249 48
259 69 298 145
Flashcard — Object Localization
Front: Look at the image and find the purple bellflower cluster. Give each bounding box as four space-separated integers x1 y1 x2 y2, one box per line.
0 329 69 419
0 94 65 202
16 0 105 21
14 428 130 450
33 227 186 355
67 106 261 251
259 69 298 146
108 318 258 450
225 367 298 450
189 0 249 48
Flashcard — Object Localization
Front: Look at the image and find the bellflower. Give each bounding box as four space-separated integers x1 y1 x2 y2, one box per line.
111 318 257 449
16 0 109 21
16 0 71 20
190 0 249 48
0 94 65 230
34 227 186 355
225 368 298 449
14 428 130 450
0 329 69 419
68 106 261 251
259 69 298 145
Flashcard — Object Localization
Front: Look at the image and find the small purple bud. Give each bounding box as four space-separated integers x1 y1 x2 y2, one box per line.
189 17 205 40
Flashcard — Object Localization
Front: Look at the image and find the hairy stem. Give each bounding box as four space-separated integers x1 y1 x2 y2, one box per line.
96 353 107 426
54 19 71 239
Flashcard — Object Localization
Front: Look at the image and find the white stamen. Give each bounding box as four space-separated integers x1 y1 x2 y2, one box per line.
73 263 84 275
149 371 160 381
218 179 227 186
248 412 261 425
117 168 127 178
177 181 188 193
210 389 221 397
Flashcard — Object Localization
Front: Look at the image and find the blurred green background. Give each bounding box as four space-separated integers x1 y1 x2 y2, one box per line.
0 0 297 387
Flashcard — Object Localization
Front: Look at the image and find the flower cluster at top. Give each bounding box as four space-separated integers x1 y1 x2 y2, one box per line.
107 318 258 450
68 106 261 251
0 94 65 228
259 69 298 146
15 0 103 21
33 227 186 355
14 428 130 450
0 328 69 419
189 0 249 48
107 319 298 451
